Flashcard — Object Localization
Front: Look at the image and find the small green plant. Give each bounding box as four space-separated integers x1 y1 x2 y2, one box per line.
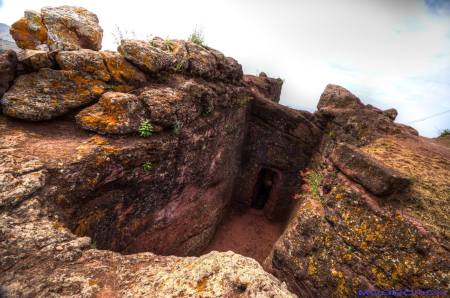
327 130 336 139
90 240 97 249
173 119 183 135
138 120 153 137
188 27 204 45
440 129 450 137
174 59 186 72
239 95 253 107
164 37 173 52
142 161 154 171
308 170 323 198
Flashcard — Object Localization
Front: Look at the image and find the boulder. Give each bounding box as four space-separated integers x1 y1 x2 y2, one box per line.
243 74 283 103
185 42 219 79
118 39 174 74
10 6 103 51
138 85 199 128
100 50 147 90
186 42 244 81
330 142 410 195
383 108 398 121
118 38 242 81
204 45 243 81
76 92 147 135
0 50 17 98
315 85 418 146
55 49 110 81
317 84 364 110
150 37 190 72
1 68 105 121
10 10 48 50
41 6 103 51
17 49 55 71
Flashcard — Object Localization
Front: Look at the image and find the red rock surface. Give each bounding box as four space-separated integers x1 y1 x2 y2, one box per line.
1 5 449 298
204 208 285 265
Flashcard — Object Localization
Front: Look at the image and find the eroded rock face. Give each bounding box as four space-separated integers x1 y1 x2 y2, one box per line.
2 5 449 298
100 50 147 91
76 92 147 135
265 84 450 297
10 6 103 51
10 10 48 50
118 39 175 74
139 86 192 128
150 37 190 72
186 42 243 81
0 50 17 98
56 49 110 81
331 143 410 196
42 6 103 51
316 84 418 146
383 108 398 120
1 68 105 120
17 49 55 71
243 73 283 103
119 38 243 82
317 83 363 110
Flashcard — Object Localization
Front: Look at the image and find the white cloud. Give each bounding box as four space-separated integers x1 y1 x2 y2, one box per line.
1 0 449 137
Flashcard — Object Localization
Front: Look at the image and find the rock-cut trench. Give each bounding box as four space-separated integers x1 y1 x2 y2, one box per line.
202 168 287 264
55 77 321 266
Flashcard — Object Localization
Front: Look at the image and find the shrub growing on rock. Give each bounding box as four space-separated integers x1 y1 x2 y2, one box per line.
188 28 204 45
138 120 153 137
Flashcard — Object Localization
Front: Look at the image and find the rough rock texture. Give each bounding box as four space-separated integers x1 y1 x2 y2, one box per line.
2 6 449 298
0 77 295 296
41 6 103 51
76 92 147 135
265 85 450 297
10 10 48 50
118 39 175 74
149 37 190 72
17 49 55 71
233 92 322 220
1 68 105 120
10 6 102 51
100 50 147 91
186 42 243 81
331 143 410 196
56 49 110 81
0 122 293 297
315 84 418 146
119 38 243 81
383 108 398 121
243 73 283 103
0 50 17 98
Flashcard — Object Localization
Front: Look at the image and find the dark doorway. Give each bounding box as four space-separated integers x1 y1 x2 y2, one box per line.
251 168 277 209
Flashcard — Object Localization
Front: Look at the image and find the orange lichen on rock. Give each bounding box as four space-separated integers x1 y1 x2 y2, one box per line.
100 51 147 90
76 92 147 135
10 11 48 50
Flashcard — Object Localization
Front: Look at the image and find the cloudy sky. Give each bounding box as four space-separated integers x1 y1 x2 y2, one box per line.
1 0 449 137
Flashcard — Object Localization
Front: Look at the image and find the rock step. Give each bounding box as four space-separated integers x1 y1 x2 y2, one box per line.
331 142 411 196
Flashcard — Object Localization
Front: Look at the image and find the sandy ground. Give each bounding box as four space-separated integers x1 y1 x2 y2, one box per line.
203 208 285 265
